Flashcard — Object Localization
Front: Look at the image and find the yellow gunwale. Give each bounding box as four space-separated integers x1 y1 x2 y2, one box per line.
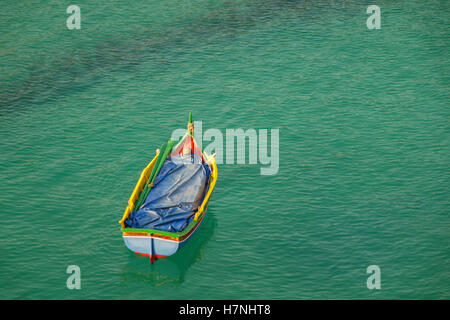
119 151 217 229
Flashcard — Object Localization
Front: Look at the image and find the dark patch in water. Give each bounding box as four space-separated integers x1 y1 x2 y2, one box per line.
0 0 347 112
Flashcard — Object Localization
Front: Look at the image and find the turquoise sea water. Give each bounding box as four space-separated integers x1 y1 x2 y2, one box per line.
0 1 448 299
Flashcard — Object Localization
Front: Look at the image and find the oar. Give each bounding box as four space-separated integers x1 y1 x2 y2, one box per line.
147 142 169 187
134 142 167 210
135 139 173 210
134 139 174 210
150 139 174 188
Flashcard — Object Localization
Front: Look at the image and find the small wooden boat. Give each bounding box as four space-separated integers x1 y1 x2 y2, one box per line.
119 114 217 263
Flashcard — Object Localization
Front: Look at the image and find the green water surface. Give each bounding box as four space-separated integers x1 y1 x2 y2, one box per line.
0 0 448 299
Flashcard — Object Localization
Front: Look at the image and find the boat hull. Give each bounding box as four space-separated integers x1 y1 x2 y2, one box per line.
122 211 205 259
119 141 217 263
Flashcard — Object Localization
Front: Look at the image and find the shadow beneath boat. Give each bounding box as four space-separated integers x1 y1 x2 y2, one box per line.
119 209 217 287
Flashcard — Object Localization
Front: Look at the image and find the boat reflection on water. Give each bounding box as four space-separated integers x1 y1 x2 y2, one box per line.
120 209 217 287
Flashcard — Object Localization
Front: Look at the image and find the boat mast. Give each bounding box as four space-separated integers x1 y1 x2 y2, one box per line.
188 112 194 163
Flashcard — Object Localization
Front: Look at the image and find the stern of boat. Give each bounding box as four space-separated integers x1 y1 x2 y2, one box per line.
122 232 180 259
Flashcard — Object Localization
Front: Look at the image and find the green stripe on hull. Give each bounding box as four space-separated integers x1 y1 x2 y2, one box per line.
121 212 204 238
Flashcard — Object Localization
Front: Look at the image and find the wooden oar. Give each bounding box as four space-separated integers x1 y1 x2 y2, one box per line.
135 139 174 210
147 142 169 187
134 139 174 210
150 139 174 188
134 142 167 210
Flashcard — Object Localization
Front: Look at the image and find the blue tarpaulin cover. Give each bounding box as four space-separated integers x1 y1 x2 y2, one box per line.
125 154 211 232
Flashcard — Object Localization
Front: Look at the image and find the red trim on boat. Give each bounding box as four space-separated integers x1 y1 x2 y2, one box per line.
122 232 150 237
135 252 168 258
173 136 205 162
